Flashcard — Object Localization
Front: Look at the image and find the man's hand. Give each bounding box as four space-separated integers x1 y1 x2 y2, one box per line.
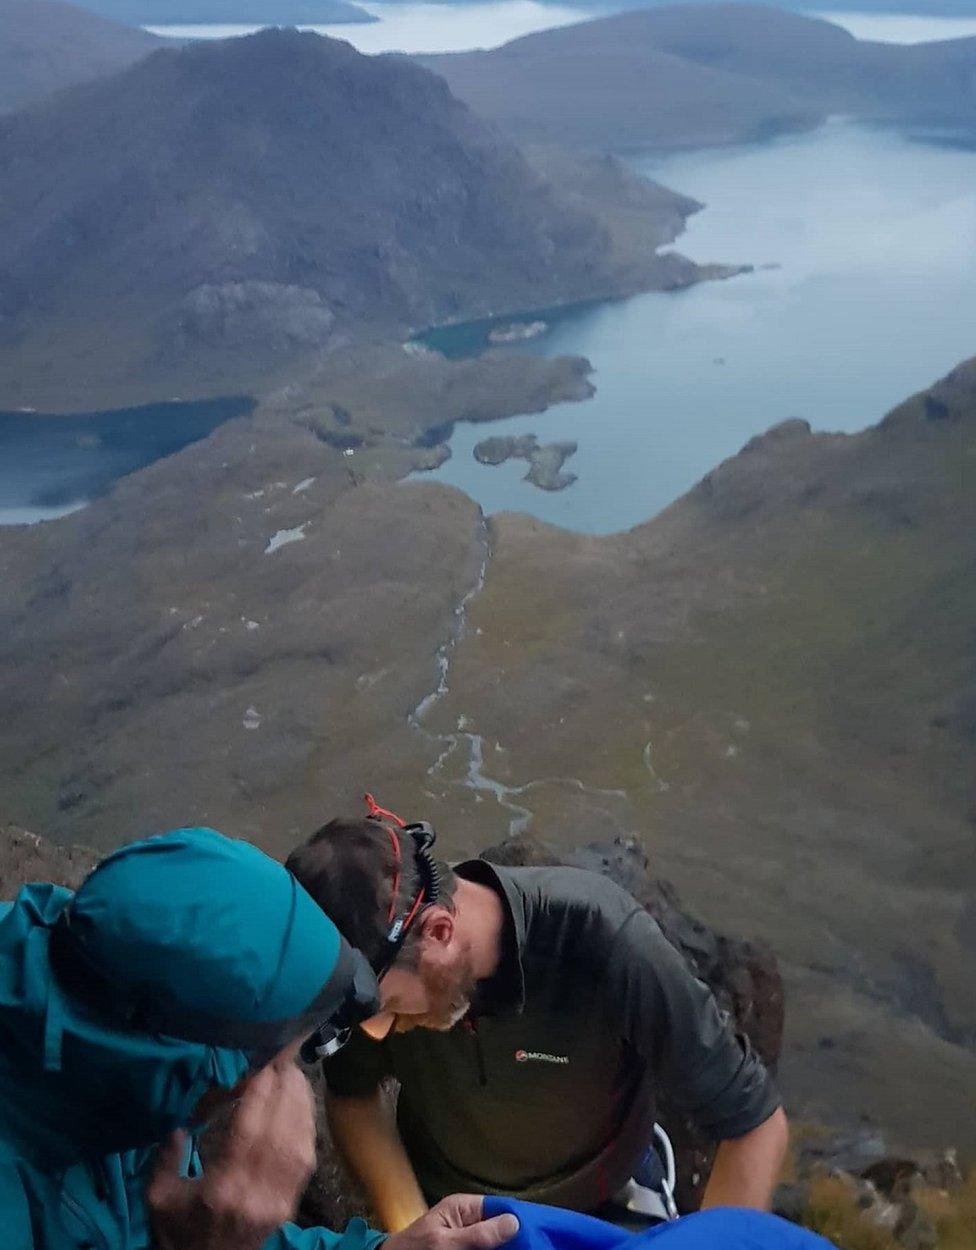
147 1061 317 1250
386 1196 519 1250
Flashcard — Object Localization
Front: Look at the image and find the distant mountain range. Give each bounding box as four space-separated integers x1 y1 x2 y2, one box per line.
0 0 161 114
418 4 976 150
0 27 708 408
76 0 375 25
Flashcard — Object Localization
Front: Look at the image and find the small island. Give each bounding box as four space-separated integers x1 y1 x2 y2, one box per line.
487 320 548 345
474 434 578 491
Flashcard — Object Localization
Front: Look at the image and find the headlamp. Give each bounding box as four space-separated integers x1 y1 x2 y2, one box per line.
299 943 380 1065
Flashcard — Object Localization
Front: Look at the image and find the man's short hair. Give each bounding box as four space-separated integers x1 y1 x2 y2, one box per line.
286 816 456 971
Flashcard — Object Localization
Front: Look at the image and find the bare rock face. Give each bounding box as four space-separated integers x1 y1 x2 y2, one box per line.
174 283 336 353
480 832 784 1210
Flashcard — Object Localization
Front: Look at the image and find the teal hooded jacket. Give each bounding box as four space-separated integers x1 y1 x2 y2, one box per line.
0 828 389 1250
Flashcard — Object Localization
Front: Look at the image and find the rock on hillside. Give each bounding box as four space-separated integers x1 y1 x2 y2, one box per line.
0 27 705 408
418 4 976 150
0 0 161 115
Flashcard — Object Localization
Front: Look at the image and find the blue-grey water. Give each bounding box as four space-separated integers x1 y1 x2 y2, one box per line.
0 398 254 525
419 119 976 534
147 0 593 51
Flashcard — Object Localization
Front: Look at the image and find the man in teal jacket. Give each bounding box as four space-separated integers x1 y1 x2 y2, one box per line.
0 827 521 1250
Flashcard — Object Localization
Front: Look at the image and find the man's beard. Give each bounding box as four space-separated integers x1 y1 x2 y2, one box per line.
395 958 477 1032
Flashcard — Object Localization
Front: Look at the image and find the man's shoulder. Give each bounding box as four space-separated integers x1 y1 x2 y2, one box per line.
481 861 644 949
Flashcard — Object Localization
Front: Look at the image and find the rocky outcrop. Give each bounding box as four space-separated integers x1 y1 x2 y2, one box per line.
276 345 595 449
480 832 784 1210
774 1124 970 1250
173 283 336 353
473 434 578 491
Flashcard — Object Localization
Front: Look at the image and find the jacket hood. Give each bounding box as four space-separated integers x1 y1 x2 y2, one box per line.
0 828 348 1169
0 882 245 1168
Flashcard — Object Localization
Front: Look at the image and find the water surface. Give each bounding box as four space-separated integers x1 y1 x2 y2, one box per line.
147 1 593 52
420 120 976 533
0 398 253 526
811 9 976 42
148 5 976 52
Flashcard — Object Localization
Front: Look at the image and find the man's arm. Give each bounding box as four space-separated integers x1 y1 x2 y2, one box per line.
607 906 787 1209
147 1059 515 1250
702 1106 789 1210
326 1087 429 1232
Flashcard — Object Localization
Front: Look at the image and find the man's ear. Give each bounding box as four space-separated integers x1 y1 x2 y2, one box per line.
419 905 454 946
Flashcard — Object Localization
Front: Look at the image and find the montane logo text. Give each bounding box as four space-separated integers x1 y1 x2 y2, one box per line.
514 1049 569 1065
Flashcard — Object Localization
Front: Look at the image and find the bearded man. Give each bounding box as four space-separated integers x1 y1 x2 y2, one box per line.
285 798 788 1234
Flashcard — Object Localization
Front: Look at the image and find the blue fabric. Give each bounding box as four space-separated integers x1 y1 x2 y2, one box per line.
0 829 385 1250
484 1198 838 1250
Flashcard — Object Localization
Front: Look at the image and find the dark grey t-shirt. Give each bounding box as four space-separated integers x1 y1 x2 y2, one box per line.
324 861 779 1210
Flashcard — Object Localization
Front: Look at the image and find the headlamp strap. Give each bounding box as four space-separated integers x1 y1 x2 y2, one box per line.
362 793 441 959
364 793 407 828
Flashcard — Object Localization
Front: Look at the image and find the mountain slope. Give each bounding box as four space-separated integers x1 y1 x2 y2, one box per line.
428 359 976 1152
0 0 160 114
418 4 976 150
0 27 704 408
0 352 973 1149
